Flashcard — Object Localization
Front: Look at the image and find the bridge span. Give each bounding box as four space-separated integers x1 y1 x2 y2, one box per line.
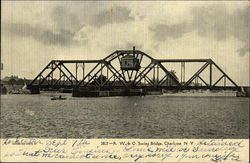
27 47 241 97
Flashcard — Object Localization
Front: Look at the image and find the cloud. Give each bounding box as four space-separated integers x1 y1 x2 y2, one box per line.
191 3 230 41
2 2 248 56
50 5 83 32
237 45 249 57
150 3 249 56
2 23 80 46
1 4 135 47
150 22 192 41
191 4 249 42
192 4 249 56
230 6 249 56
91 6 134 27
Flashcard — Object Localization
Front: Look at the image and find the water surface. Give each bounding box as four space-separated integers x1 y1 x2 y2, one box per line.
1 93 249 138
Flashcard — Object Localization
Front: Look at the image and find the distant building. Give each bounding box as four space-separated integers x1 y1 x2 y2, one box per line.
1 75 25 85
0 84 7 94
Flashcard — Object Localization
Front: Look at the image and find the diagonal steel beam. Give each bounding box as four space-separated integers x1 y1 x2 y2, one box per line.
52 74 65 87
184 62 210 86
77 62 101 86
134 63 155 86
136 70 155 86
158 74 168 86
38 62 61 86
134 54 144 81
29 61 53 86
102 70 123 86
142 73 155 86
56 64 75 85
197 75 209 86
106 62 127 83
104 62 127 86
213 75 225 86
103 51 119 62
84 63 106 86
101 74 114 86
157 62 181 86
61 63 78 83
211 61 239 88
134 62 153 84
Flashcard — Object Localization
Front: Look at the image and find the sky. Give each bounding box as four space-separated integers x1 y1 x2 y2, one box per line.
1 1 249 86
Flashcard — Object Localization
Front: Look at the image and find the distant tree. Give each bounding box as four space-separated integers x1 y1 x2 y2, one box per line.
10 75 19 80
161 70 179 86
8 78 17 85
16 79 25 85
91 75 108 86
170 70 179 81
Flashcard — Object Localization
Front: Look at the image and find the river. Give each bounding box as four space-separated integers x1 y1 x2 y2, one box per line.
1 93 249 138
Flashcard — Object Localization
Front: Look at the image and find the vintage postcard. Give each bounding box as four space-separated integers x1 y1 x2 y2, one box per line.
0 0 249 162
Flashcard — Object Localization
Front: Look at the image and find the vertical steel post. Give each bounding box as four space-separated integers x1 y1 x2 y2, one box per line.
139 75 141 86
51 63 53 86
82 63 85 80
153 66 155 85
75 63 78 82
133 46 135 57
59 65 61 86
181 62 185 84
107 67 109 80
224 76 226 87
181 63 183 83
157 65 159 85
101 63 103 85
210 63 212 86
167 76 170 86
183 62 185 83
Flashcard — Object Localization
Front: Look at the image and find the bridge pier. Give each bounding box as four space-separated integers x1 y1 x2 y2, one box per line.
29 86 40 94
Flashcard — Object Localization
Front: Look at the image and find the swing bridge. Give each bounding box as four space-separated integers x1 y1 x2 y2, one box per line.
27 47 240 97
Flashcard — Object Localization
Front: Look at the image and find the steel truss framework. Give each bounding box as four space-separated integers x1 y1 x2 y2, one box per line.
27 49 240 91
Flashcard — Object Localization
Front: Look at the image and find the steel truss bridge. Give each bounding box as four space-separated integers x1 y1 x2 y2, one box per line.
27 48 240 95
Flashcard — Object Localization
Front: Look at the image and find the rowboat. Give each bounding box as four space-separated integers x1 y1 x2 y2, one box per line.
51 96 66 100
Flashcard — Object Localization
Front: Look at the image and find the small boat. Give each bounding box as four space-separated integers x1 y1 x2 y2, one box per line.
51 96 67 100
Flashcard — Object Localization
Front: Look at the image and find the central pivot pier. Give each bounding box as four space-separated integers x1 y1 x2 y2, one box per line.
73 46 151 97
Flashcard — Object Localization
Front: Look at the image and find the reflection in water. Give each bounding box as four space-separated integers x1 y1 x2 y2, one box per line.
0 94 249 138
